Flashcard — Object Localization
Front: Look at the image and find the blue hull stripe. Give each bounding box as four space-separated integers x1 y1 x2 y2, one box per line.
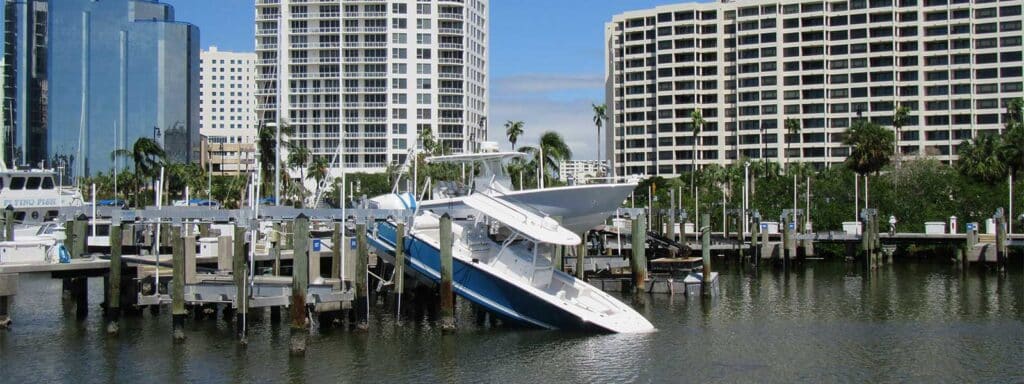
368 222 601 331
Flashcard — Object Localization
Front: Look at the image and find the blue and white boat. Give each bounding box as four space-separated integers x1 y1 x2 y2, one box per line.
367 193 655 333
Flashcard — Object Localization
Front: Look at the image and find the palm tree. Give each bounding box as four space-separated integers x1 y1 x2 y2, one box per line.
257 120 292 194
112 137 165 207
519 131 572 187
418 125 437 154
998 98 1024 179
287 142 310 203
307 155 329 204
504 120 524 151
957 134 1007 185
843 119 895 209
690 109 705 215
892 104 910 164
592 103 606 162
784 118 801 220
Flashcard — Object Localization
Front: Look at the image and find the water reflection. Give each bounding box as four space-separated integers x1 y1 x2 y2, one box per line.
0 261 1020 383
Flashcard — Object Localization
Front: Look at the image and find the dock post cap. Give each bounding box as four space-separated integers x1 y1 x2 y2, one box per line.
4 205 12 211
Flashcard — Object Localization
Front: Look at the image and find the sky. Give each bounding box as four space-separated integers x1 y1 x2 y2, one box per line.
166 0 688 160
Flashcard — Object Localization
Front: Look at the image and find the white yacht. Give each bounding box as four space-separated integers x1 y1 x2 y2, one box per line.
0 168 84 223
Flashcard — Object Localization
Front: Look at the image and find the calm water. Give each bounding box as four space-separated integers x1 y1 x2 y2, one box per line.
1 260 1021 383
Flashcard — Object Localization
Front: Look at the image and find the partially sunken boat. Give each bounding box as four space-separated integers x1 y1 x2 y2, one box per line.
368 192 655 333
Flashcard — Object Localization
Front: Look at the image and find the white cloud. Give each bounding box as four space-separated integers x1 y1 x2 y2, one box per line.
488 73 607 160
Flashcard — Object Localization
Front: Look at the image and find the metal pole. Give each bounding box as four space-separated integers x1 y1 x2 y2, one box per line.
274 122 280 206
855 173 859 221
1010 174 1014 234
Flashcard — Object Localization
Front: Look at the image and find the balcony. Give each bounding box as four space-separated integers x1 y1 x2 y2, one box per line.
439 118 463 124
439 43 463 50
438 12 463 20
438 58 463 64
438 102 463 109
438 73 463 79
438 27 463 35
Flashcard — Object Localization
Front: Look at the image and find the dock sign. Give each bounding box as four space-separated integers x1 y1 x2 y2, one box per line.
966 223 977 231
350 238 357 249
312 239 322 252
761 223 768 230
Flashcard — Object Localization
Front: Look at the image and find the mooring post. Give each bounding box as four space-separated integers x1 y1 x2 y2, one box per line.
630 214 647 293
171 224 186 342
199 222 210 238
290 214 310 354
394 222 406 320
750 219 760 266
106 223 123 334
701 214 712 292
965 223 978 267
576 232 587 280
0 273 15 329
3 205 14 241
667 210 677 249
72 276 88 320
272 222 282 276
331 222 342 280
438 214 456 331
232 224 248 342
354 222 369 330
783 218 792 270
995 211 1007 271
73 213 88 259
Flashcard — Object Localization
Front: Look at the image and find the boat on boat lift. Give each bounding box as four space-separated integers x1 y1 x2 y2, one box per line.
367 192 655 333
405 142 639 234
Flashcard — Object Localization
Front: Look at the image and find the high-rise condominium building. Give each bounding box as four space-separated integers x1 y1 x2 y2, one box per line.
200 47 257 175
3 0 48 168
255 0 489 178
606 0 1023 177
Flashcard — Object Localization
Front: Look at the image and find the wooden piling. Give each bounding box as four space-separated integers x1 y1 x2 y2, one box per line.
171 225 186 342
232 224 248 342
995 212 1007 270
759 223 768 268
701 214 712 289
394 222 406 318
72 277 88 320
630 214 647 293
965 223 978 268
0 273 15 329
3 206 14 241
291 214 310 354
576 232 586 280
199 222 211 238
106 224 123 334
438 214 456 331
272 222 282 275
354 222 369 330
331 222 342 279
751 220 760 266
72 214 88 259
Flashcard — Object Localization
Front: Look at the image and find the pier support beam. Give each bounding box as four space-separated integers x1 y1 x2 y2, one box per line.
353 223 369 330
71 277 88 320
630 214 647 293
751 219 761 267
995 210 1007 271
290 214 310 355
394 223 406 320
171 225 186 342
232 225 248 343
576 232 586 280
3 206 14 241
438 214 456 332
331 222 342 280
701 214 712 294
0 273 15 329
106 224 123 334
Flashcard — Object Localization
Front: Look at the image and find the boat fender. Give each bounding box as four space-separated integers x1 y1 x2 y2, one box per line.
58 244 71 264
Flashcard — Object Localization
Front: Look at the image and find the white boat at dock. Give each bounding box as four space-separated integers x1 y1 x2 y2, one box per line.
368 192 655 333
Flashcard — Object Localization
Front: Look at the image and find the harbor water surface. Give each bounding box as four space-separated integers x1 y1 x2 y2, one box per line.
1 260 1021 383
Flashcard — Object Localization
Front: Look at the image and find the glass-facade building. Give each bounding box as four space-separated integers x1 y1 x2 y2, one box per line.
3 0 199 177
47 0 199 177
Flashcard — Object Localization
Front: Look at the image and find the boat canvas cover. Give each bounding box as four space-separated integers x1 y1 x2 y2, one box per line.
462 194 580 246
424 152 526 164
